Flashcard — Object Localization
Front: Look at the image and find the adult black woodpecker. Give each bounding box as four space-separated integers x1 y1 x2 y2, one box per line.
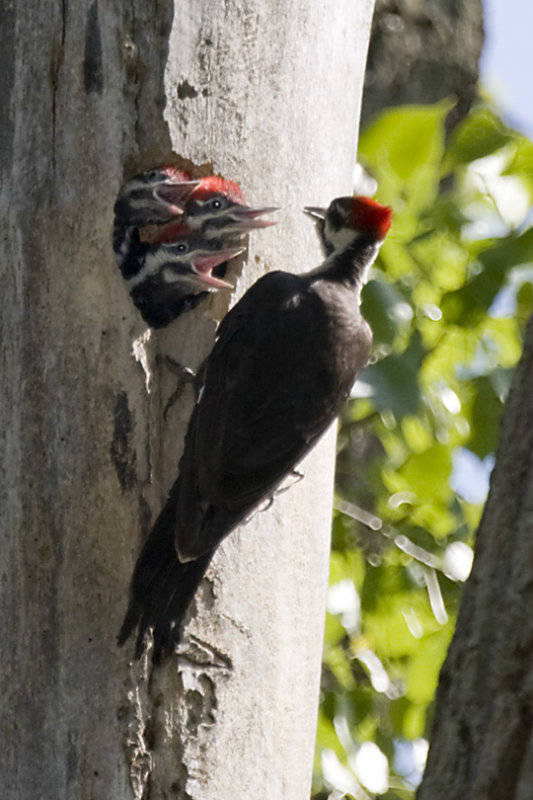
118 195 392 663
113 170 277 327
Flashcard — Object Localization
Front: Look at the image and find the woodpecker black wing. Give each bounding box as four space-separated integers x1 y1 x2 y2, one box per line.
173 270 372 561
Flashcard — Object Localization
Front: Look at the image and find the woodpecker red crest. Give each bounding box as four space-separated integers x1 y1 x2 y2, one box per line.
119 193 392 662
343 196 392 239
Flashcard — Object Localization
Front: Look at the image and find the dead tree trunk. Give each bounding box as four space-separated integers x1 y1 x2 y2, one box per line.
0 1 375 798
417 315 533 799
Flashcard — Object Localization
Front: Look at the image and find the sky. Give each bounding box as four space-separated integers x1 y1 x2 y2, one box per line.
481 0 533 136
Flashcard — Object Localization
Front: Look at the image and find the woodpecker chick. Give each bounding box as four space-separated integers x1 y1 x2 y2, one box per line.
114 171 277 326
141 175 278 245
113 166 199 278
118 195 392 663
128 237 244 329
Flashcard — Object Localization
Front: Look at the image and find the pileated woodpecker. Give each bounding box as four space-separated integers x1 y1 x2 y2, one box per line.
113 169 277 327
118 195 392 662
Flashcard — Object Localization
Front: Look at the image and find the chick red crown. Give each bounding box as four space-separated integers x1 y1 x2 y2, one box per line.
155 167 246 204
192 176 246 204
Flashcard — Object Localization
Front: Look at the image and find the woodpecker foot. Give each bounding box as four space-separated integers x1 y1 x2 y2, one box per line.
276 469 305 495
244 470 306 523
176 634 233 671
157 355 197 419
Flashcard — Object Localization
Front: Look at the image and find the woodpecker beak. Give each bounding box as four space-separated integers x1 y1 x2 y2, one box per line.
155 180 201 215
192 247 245 289
229 205 279 231
303 206 327 221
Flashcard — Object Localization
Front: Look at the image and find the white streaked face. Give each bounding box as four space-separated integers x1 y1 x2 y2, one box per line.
323 215 360 252
126 244 191 290
116 170 187 224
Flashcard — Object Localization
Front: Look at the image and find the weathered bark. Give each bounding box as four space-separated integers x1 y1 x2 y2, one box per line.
417 315 533 799
0 1 375 798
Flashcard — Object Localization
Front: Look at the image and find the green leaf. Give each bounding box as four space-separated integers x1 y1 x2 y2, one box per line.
317 99 529 800
504 135 533 195
441 228 533 325
402 703 428 740
361 565 441 659
362 279 412 346
323 612 347 647
467 376 504 457
362 332 425 419
329 549 366 590
324 644 357 690
395 445 453 504
405 626 454 704
445 107 512 168
359 102 449 185
359 102 450 222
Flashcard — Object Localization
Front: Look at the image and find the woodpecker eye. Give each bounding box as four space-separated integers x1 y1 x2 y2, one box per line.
210 198 225 211
176 242 188 253
147 170 160 182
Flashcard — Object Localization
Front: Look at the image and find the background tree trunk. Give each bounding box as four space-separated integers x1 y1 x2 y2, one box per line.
417 314 533 799
359 2 533 795
362 0 484 132
0 1 375 798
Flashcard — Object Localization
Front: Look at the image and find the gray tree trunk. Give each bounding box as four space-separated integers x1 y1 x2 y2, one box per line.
0 2 375 798
417 315 533 799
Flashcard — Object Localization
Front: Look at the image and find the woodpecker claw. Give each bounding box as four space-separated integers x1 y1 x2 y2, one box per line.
156 355 197 420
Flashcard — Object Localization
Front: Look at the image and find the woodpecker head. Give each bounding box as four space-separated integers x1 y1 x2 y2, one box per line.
125 236 244 327
305 196 392 255
126 235 244 294
114 166 200 227
142 176 278 244
155 239 245 291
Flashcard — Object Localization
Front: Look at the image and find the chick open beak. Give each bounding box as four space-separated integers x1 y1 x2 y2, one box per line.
155 180 201 215
229 205 279 231
192 247 245 289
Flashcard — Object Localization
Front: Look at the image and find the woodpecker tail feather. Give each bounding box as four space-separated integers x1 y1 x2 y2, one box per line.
118 482 213 663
